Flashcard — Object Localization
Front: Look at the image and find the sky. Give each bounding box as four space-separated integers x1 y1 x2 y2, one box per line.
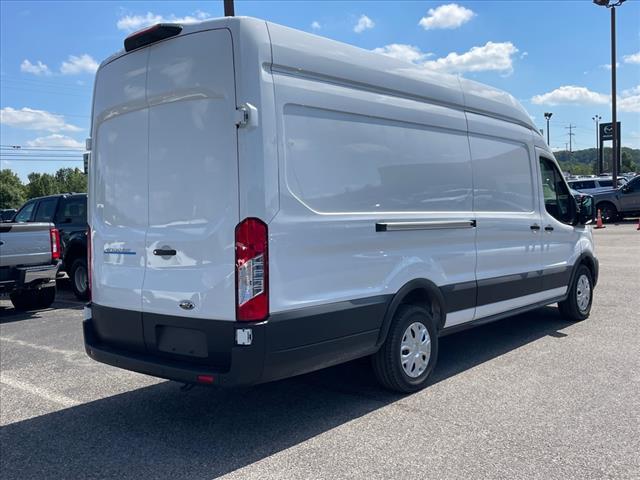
1 0 639 181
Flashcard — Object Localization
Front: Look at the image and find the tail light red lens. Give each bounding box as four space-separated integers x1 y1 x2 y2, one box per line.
50 228 61 261
87 226 92 300
235 218 268 322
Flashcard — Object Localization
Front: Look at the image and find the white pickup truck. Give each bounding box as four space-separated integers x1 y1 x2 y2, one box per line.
0 223 61 310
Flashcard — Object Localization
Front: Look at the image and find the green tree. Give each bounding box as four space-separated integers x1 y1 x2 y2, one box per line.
0 169 26 209
55 167 87 193
26 172 60 198
621 151 638 174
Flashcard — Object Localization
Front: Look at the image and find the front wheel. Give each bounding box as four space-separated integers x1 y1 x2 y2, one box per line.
372 305 438 393
10 286 56 311
558 265 593 322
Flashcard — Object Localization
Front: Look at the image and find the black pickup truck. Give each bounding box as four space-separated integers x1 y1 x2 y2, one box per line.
12 193 89 299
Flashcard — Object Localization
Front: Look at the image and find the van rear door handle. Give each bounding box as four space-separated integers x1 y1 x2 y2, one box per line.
544 225 554 232
153 249 176 256
530 224 541 231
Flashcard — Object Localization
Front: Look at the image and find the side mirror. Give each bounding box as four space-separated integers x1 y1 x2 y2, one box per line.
621 184 630 193
576 195 595 225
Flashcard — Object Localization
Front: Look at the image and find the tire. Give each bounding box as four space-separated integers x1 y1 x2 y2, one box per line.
558 265 593 322
10 286 56 311
70 258 90 300
372 305 438 393
597 202 618 223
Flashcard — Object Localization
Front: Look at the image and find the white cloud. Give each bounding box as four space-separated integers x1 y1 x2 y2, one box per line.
619 85 640 113
623 51 640 64
599 63 620 70
117 10 212 31
311 21 321 30
372 44 433 64
419 3 475 30
20 59 51 76
423 41 518 74
531 84 639 113
520 51 528 59
26 134 84 148
60 54 98 75
372 41 518 75
354 15 374 33
0 107 81 132
531 86 609 106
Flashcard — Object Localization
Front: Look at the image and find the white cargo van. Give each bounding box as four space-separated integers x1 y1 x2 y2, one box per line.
84 17 598 392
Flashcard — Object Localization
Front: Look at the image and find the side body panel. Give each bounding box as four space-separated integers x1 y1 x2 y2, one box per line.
267 35 477 330
466 113 545 321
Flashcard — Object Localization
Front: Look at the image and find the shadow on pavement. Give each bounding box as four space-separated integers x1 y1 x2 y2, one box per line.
0 306 573 479
0 280 83 324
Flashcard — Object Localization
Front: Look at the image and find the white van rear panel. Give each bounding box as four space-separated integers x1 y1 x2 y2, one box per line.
91 28 239 320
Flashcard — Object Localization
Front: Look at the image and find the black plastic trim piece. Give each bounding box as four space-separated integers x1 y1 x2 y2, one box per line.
124 24 183 52
439 295 567 337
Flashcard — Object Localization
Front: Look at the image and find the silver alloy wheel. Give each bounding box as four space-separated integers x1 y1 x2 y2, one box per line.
74 265 88 293
576 274 591 313
400 321 431 378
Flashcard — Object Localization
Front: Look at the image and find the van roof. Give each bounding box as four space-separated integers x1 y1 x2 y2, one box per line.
101 16 537 133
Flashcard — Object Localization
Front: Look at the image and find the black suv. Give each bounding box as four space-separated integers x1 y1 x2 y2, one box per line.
12 193 89 300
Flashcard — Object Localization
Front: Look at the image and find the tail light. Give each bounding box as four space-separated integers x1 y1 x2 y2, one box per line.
235 218 268 321
87 226 92 300
50 228 61 261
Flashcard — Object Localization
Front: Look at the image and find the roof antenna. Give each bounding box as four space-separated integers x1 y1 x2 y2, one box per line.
224 0 235 16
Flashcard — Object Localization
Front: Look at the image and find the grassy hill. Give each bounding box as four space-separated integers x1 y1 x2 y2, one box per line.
553 147 639 175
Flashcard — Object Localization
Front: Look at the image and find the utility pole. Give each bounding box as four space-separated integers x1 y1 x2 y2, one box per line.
593 0 626 187
565 124 576 160
592 115 601 174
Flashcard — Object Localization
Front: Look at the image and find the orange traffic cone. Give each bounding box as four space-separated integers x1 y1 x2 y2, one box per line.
594 209 605 229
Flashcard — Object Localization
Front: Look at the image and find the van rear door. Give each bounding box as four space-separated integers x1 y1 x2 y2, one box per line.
91 29 239 329
142 30 239 321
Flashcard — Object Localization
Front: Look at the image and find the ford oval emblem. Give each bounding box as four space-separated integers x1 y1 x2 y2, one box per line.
179 300 195 311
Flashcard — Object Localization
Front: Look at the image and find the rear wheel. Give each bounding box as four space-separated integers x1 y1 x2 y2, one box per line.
597 202 618 223
372 305 438 393
10 286 56 311
558 265 593 322
70 258 90 300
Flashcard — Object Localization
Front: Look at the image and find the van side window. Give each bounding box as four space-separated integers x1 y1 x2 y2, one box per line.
470 137 534 212
539 157 572 224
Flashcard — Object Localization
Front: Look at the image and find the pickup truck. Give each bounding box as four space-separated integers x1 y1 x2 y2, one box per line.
592 175 640 222
0 223 61 310
12 193 88 299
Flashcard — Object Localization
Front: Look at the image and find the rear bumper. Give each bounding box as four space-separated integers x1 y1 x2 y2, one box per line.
0 262 59 293
19 262 60 285
83 297 388 387
83 317 267 386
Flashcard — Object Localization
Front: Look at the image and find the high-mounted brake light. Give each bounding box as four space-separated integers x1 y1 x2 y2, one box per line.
50 228 61 261
124 23 182 52
235 218 269 322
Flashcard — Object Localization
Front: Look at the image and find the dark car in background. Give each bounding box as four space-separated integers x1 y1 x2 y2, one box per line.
0 209 17 221
12 193 89 299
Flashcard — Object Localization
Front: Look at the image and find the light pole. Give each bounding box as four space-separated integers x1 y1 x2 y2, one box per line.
593 0 626 187
592 114 601 174
544 112 553 145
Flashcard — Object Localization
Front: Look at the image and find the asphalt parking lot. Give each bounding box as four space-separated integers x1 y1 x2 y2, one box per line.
1 223 639 480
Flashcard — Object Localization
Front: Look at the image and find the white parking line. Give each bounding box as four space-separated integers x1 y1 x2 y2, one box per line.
0 374 79 408
0 335 92 366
